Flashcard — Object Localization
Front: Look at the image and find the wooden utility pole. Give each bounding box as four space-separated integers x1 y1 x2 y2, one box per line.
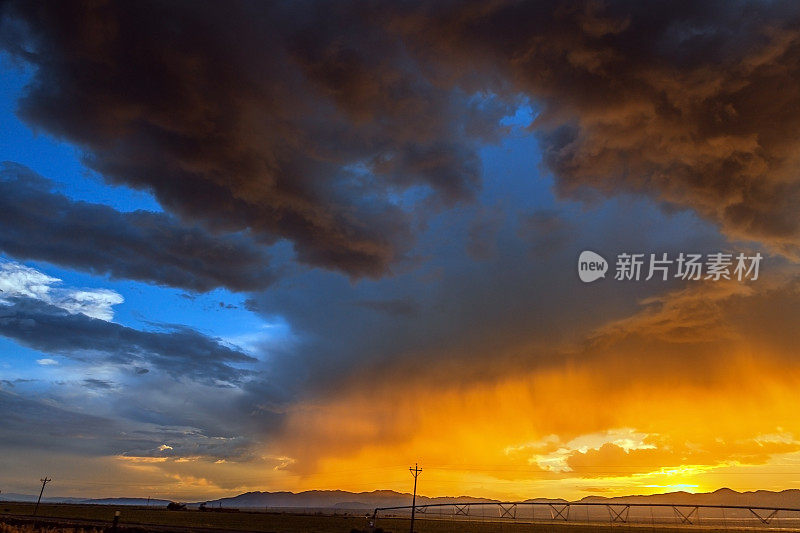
33 477 51 517
409 463 422 533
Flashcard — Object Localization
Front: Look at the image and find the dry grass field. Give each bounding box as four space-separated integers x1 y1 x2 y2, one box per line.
2 502 799 533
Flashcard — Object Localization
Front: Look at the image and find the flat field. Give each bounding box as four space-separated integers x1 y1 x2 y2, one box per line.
1 502 796 533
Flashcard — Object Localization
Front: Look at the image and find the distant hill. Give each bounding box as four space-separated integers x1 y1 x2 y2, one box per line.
522 497 571 504
203 490 498 509
4 488 800 511
204 488 800 510
83 498 173 506
579 488 800 508
0 494 171 506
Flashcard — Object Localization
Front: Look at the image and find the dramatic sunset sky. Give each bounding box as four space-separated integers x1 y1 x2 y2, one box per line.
1 0 800 501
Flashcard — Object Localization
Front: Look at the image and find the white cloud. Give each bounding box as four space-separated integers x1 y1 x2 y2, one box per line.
36 358 58 366
54 289 124 321
507 428 656 473
754 430 800 446
0 259 123 320
0 261 57 300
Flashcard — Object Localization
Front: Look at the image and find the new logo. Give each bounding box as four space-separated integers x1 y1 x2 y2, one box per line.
578 250 608 283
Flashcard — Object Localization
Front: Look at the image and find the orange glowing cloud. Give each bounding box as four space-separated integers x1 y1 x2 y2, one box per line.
253 276 800 499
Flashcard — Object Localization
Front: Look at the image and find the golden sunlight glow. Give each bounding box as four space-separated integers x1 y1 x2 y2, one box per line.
265 348 800 500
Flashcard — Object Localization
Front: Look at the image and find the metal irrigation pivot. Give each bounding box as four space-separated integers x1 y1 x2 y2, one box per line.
409 463 422 533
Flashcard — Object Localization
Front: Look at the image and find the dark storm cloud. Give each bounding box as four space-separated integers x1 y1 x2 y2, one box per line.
0 298 255 385
3 0 798 273
1 0 790 412
0 0 510 279
0 162 275 292
238 189 737 439
403 0 800 256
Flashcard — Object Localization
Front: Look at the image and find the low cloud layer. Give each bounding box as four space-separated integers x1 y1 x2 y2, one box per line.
0 297 255 385
0 388 117 454
0 163 275 292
